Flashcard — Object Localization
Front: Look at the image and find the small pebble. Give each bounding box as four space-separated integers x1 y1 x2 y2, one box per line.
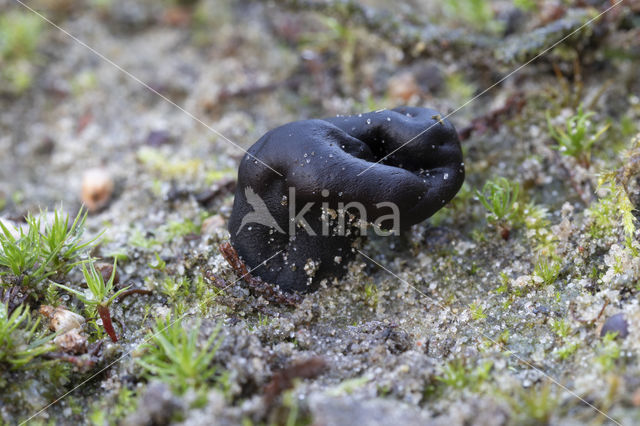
95 262 120 285
146 129 172 147
600 313 628 339
201 214 226 235
387 72 420 102
39 305 85 333
81 168 114 212
54 328 88 354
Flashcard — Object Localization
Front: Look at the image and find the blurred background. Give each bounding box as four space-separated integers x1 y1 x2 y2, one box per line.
0 0 636 217
2 1 640 424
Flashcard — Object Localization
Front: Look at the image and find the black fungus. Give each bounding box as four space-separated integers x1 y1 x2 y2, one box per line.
600 313 629 339
228 107 465 293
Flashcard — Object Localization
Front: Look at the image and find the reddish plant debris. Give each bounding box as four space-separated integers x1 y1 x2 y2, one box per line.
570 299 608 325
162 6 192 27
116 287 153 302
76 110 93 135
458 93 526 141
54 329 88 354
97 304 118 343
44 341 103 372
219 241 303 307
263 357 327 407
204 270 228 290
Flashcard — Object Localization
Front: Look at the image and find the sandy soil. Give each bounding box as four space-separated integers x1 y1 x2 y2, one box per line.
1 0 640 425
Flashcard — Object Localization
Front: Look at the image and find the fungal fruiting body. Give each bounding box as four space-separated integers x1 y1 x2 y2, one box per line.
228 107 465 293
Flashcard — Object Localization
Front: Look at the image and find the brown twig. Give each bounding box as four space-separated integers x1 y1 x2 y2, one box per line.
569 300 608 325
116 288 153 302
219 242 303 307
43 342 102 371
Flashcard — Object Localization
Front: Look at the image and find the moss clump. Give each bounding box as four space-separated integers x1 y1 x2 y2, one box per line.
0 11 42 94
0 208 99 289
136 316 223 396
0 303 54 370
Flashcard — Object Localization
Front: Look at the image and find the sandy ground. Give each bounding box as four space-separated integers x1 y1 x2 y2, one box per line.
1 0 640 425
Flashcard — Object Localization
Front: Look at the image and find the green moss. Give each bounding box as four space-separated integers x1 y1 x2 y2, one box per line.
436 359 492 391
0 303 55 369
137 316 223 394
533 257 562 286
498 329 510 345
442 0 503 34
162 218 200 241
70 71 98 96
128 228 160 250
54 259 127 315
469 302 487 321
555 342 579 361
587 180 635 240
89 386 139 426
477 176 531 238
513 0 536 12
156 276 190 302
547 106 609 167
550 318 571 339
137 147 203 179
507 383 557 425
280 388 312 426
523 203 557 256
205 168 237 186
363 282 379 308
149 253 167 272
0 207 100 288
0 11 42 61
54 259 129 341
595 333 621 371
445 72 475 102
0 11 43 93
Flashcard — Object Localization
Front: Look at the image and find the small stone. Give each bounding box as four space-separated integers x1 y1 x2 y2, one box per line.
81 168 114 212
201 214 225 235
39 305 85 333
600 313 628 339
53 328 88 354
95 262 120 285
387 72 420 103
146 129 172 147
122 381 183 426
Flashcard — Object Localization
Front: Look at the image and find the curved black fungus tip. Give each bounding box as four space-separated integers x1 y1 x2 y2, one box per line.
228 107 465 293
600 313 628 339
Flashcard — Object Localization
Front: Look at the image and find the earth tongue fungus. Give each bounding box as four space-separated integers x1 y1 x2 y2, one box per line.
228 107 464 293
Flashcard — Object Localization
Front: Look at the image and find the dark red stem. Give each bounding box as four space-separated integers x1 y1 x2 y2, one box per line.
97 304 118 342
116 288 152 301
